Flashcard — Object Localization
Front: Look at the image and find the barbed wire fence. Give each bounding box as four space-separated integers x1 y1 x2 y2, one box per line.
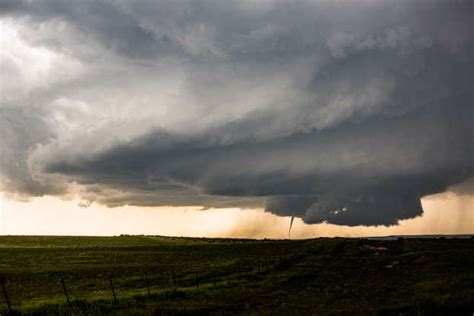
0 255 303 314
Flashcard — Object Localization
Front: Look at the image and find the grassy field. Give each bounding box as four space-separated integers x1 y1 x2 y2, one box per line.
0 235 473 315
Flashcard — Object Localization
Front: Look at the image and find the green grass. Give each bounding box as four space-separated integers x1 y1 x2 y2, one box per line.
0 236 473 315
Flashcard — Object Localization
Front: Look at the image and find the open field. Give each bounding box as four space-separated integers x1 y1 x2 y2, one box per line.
0 235 473 315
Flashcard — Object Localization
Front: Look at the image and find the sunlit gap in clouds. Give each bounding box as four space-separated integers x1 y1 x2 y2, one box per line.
0 191 472 239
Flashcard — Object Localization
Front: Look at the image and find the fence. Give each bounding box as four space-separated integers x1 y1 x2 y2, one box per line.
0 255 302 314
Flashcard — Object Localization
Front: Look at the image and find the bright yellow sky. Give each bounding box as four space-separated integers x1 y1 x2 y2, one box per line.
0 191 472 238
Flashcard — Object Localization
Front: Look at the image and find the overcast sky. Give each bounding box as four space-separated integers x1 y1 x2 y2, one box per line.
0 0 473 230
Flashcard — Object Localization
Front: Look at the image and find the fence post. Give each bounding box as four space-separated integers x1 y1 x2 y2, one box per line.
60 277 70 305
145 274 151 297
1 279 11 313
109 276 117 303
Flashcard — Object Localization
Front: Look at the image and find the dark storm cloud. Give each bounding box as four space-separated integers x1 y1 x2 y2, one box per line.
45 100 473 225
0 107 63 197
1 0 473 225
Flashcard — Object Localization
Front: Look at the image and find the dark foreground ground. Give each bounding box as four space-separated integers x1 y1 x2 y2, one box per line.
0 236 473 315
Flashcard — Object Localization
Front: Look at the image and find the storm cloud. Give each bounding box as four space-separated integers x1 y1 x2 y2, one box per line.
1 0 473 226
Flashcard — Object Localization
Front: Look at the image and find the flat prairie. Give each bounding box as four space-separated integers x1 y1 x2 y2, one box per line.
0 236 473 315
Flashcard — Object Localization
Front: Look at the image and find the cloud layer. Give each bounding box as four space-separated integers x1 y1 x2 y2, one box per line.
1 0 473 226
